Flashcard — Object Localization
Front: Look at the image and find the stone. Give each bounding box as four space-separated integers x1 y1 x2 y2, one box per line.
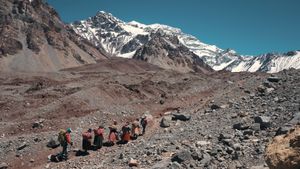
17 142 28 151
128 158 138 167
251 123 262 132
254 116 271 129
250 165 269 169
211 104 221 110
200 153 212 166
232 143 242 151
218 133 232 140
172 113 191 121
290 113 300 125
32 119 45 129
276 125 293 136
160 117 171 128
266 88 275 94
171 150 192 163
0 163 8 169
257 85 266 93
267 76 281 83
47 138 60 149
196 141 211 147
233 123 249 130
226 147 234 154
169 162 182 169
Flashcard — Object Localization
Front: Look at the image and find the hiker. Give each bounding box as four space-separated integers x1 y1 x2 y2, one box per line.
119 122 131 144
113 120 117 125
131 119 140 140
93 126 105 149
107 125 118 146
140 116 148 135
58 128 73 160
82 129 93 153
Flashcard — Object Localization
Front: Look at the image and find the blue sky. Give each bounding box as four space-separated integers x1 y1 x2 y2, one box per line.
46 0 300 55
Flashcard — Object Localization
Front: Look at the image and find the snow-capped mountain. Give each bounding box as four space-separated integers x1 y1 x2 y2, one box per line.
71 11 300 73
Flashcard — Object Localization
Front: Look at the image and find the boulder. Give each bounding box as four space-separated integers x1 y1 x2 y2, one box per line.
0 163 8 169
128 158 138 167
267 76 281 83
32 118 45 129
47 138 60 149
160 117 171 128
169 162 182 169
250 165 269 169
266 127 300 169
17 142 28 151
171 150 192 163
233 123 249 130
211 104 221 110
172 113 191 121
254 116 271 130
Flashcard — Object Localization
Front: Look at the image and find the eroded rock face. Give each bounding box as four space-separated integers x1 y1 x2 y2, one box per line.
265 127 300 169
0 0 107 72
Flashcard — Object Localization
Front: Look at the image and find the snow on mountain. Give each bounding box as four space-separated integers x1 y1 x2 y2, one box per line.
70 11 300 73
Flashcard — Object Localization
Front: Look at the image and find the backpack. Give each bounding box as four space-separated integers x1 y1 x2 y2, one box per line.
58 129 66 144
141 118 147 126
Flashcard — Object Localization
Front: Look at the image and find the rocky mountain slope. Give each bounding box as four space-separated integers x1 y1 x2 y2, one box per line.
132 30 213 73
0 0 106 72
71 11 300 73
0 57 299 168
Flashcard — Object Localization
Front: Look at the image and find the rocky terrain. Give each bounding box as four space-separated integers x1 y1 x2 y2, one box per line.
71 11 300 73
0 0 106 72
0 56 299 168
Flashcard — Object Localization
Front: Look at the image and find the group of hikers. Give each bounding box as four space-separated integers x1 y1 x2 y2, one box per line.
53 116 148 161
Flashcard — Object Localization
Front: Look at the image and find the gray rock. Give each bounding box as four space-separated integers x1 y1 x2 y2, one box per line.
17 142 28 151
199 153 211 166
218 133 232 140
169 161 182 169
267 76 281 83
172 113 191 121
254 116 271 129
32 119 45 129
160 117 171 128
276 125 293 136
0 163 8 169
211 104 221 110
250 165 269 169
47 138 60 149
251 123 261 132
233 123 249 130
171 150 192 163
290 112 300 125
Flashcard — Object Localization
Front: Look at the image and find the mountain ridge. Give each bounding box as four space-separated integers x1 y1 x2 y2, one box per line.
71 11 300 73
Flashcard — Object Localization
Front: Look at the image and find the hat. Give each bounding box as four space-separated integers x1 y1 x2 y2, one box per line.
66 128 72 133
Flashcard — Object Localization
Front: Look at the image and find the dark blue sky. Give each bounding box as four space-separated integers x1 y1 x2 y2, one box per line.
46 0 300 55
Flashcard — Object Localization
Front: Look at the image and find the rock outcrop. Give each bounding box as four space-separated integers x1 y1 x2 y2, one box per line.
265 127 300 169
0 0 107 72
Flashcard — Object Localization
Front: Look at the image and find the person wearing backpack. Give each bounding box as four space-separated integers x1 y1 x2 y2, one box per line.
131 119 140 140
119 122 131 144
140 116 148 135
93 126 104 150
58 128 73 160
82 129 93 153
107 125 118 146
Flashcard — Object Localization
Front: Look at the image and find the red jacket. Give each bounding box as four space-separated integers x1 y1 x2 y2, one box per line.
65 133 71 144
108 131 117 142
82 132 92 140
94 128 104 137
